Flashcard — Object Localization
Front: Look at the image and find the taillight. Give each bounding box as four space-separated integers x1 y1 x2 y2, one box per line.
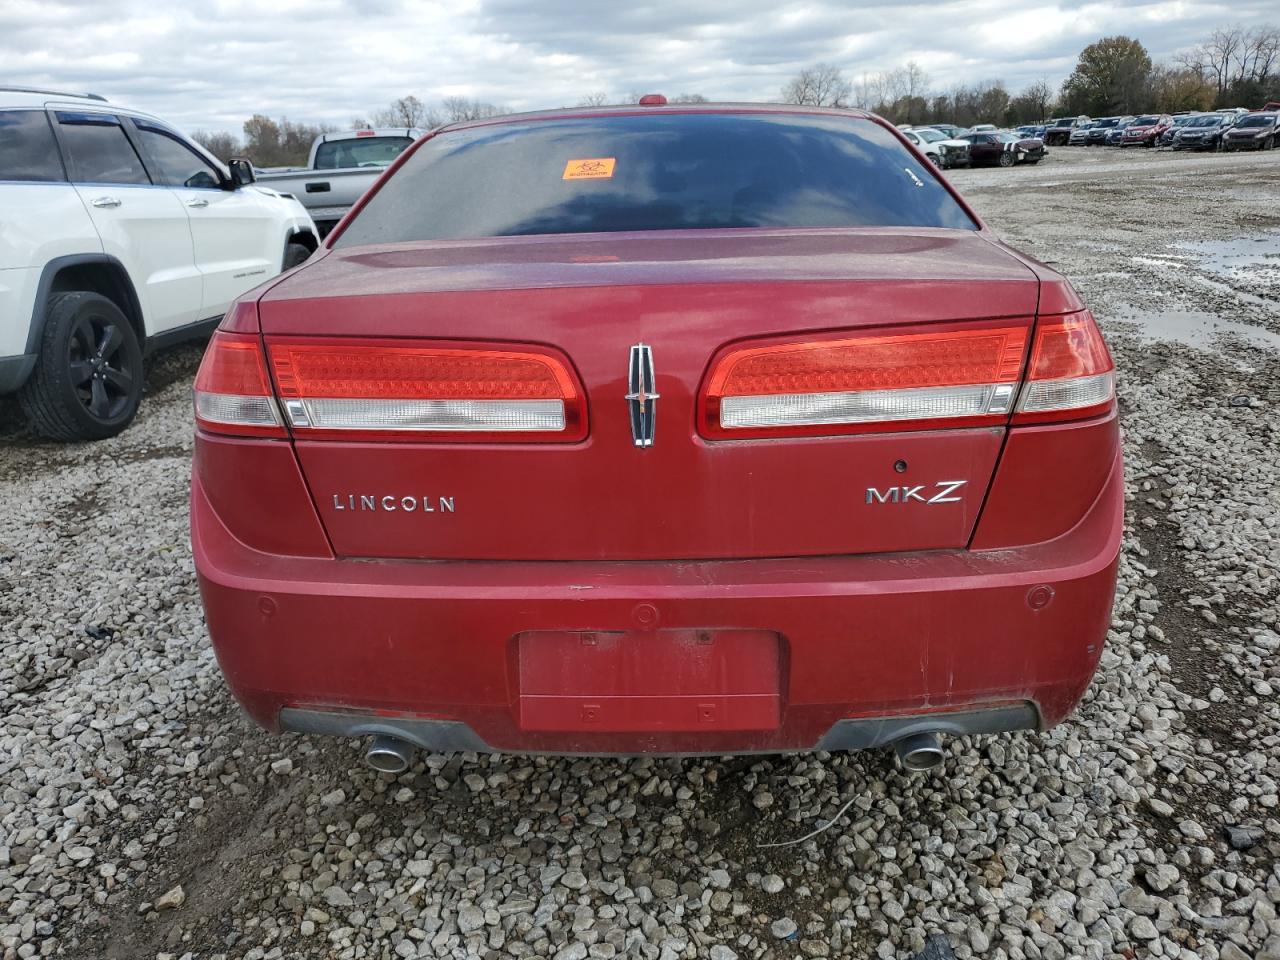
1012 310 1115 424
265 338 586 442
193 330 285 438
700 320 1031 439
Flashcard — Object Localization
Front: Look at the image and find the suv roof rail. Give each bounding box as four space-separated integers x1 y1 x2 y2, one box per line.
1 84 108 102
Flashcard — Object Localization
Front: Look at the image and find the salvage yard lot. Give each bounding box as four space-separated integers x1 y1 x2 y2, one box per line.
2 145 1279 960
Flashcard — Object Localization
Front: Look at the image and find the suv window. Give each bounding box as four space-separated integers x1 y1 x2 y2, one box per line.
55 113 150 185
0 110 65 182
335 113 976 246
314 136 414 170
134 123 222 188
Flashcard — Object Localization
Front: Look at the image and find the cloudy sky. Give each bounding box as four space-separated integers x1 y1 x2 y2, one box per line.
2 0 1275 136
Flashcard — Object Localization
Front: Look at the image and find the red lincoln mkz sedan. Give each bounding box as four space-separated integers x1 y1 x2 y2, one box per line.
191 101 1121 773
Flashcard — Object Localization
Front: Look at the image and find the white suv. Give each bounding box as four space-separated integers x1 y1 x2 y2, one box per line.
0 86 318 440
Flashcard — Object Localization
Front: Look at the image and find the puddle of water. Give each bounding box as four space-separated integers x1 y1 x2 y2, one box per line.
1112 305 1280 353
1172 230 1280 280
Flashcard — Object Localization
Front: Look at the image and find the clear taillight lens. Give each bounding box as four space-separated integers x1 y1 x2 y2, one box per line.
700 321 1031 438
1012 311 1115 424
265 338 586 442
193 329 285 438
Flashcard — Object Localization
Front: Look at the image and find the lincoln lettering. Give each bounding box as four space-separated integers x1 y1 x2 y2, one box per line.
332 494 455 513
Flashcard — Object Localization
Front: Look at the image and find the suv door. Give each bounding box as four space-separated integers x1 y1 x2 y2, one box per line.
129 119 278 320
50 109 202 336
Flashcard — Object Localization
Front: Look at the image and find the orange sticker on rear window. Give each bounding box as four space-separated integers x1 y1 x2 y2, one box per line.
563 157 616 180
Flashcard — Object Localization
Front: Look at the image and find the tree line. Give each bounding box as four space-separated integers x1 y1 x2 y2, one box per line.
780 23 1278 127
193 92 714 166
192 94 509 166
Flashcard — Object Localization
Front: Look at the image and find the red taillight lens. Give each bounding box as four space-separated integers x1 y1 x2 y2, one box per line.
265 338 586 442
700 321 1031 439
1013 311 1115 424
193 331 285 438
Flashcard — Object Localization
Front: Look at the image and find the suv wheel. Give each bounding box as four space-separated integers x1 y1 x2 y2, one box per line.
284 241 312 270
18 292 144 442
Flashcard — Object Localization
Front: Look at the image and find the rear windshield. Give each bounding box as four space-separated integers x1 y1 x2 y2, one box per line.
314 136 414 170
335 112 977 246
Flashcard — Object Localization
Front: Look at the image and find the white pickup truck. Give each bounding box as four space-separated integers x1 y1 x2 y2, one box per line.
254 129 422 236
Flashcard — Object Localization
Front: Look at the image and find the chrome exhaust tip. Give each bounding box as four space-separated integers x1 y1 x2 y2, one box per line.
894 732 945 772
365 735 413 774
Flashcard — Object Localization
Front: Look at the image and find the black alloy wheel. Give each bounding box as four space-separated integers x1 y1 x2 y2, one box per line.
18 291 144 441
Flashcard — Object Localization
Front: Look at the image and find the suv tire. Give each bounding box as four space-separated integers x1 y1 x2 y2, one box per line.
284 242 311 270
18 292 144 442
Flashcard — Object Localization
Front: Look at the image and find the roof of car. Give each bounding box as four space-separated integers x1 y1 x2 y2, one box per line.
1 87 176 128
435 101 879 135
1 86 109 109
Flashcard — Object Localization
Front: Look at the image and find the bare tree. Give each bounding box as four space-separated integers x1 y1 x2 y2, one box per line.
349 116 371 130
440 97 508 122
1244 26 1280 81
1023 79 1054 120
577 92 610 107
1177 26 1244 94
372 95 432 128
671 93 709 103
191 130 240 162
849 72 882 110
780 63 852 107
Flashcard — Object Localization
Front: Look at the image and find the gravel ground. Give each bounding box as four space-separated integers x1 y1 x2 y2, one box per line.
2 145 1279 960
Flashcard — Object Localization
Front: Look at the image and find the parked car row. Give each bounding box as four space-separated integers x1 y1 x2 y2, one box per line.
899 125 1046 169
1045 110 1277 152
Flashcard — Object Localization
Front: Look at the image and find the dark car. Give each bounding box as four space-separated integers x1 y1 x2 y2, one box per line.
960 131 1045 167
1121 115 1173 147
1158 114 1201 147
1068 122 1095 145
925 123 964 138
1086 117 1128 145
1105 117 1138 145
189 101 1119 769
1173 113 1234 151
1016 124 1048 139
1223 112 1279 151
1045 117 1088 146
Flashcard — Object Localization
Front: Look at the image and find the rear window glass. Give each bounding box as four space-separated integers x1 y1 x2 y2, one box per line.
315 136 414 170
0 110 65 182
335 113 977 246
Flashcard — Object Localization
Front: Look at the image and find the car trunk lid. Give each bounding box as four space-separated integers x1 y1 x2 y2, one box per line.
258 229 1040 561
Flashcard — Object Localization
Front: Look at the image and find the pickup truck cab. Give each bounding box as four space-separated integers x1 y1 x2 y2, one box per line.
255 129 422 237
0 86 318 440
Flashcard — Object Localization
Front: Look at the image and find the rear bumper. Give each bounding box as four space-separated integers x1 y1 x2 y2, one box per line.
193 451 1122 755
